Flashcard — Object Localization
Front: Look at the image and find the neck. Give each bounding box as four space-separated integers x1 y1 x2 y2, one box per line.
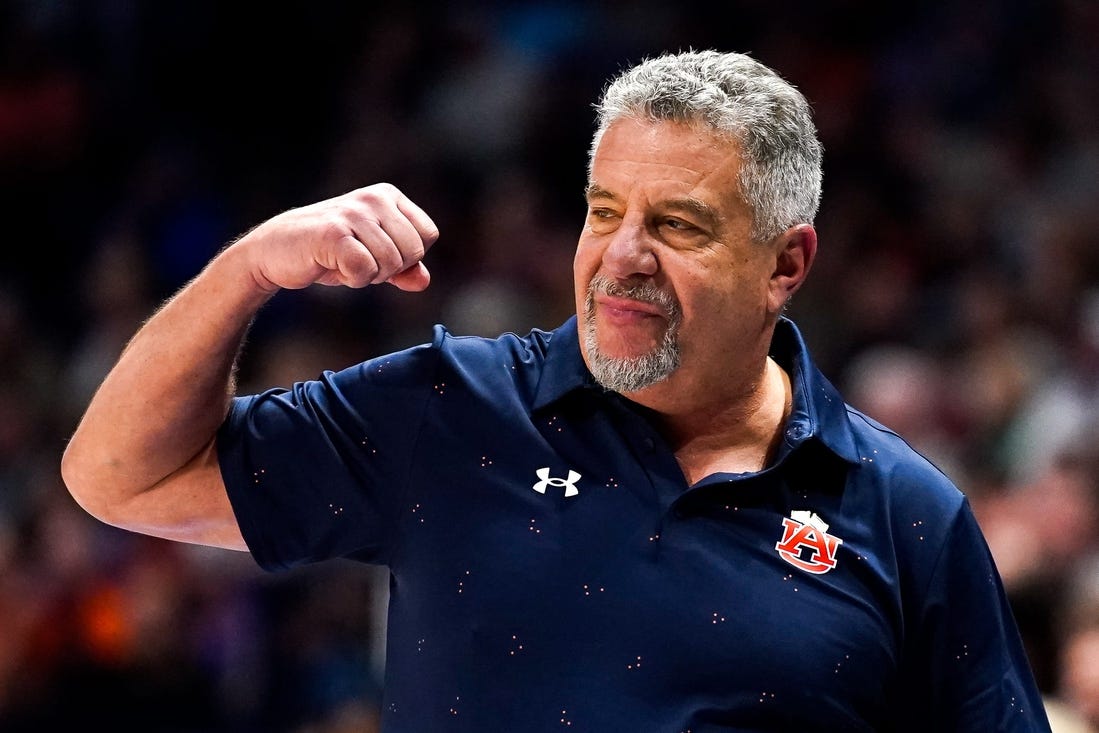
655 356 793 485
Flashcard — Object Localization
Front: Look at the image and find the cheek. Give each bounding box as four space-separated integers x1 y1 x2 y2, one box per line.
677 266 768 330
572 238 598 310
573 230 605 270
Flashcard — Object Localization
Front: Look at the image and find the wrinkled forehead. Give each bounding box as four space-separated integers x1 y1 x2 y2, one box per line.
587 118 748 212
589 110 740 169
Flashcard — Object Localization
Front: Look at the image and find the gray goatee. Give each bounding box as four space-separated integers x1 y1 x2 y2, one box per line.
583 273 682 393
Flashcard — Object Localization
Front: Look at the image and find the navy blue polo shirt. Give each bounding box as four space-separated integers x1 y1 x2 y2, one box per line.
218 316 1051 732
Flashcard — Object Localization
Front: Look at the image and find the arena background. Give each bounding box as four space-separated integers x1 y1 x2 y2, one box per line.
1 1 1098 730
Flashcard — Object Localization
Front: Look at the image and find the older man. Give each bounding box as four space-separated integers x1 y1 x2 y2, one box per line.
62 50 1051 731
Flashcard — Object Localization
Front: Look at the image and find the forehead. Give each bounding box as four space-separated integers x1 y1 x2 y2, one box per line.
589 118 745 211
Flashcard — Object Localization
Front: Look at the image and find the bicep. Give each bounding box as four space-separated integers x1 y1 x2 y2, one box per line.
111 438 248 551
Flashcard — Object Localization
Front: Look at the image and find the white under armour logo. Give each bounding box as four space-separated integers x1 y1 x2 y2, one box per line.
532 467 582 497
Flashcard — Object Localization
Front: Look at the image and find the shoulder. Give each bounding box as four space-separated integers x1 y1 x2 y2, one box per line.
433 324 558 365
338 323 561 388
842 404 966 522
414 321 578 408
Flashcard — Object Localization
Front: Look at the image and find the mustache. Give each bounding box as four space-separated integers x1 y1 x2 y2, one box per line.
586 274 681 321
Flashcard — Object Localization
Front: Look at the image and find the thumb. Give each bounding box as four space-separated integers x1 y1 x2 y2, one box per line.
386 261 431 292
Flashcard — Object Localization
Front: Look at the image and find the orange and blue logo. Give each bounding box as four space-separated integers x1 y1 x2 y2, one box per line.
775 510 843 574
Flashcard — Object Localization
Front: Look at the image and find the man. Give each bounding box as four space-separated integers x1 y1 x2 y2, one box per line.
62 50 1051 731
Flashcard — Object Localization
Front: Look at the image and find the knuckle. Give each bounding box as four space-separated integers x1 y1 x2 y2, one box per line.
359 182 398 205
315 209 350 239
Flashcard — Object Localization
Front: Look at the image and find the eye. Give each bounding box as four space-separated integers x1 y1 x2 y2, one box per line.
662 217 697 232
586 207 620 233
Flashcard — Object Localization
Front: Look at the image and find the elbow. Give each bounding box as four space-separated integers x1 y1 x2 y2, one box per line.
60 439 117 524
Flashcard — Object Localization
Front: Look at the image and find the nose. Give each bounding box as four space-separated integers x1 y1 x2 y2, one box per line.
602 220 658 280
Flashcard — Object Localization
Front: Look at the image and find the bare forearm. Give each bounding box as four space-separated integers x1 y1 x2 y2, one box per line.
61 244 271 516
61 183 438 547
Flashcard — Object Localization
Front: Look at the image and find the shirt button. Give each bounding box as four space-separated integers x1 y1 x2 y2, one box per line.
642 437 656 452
786 425 806 440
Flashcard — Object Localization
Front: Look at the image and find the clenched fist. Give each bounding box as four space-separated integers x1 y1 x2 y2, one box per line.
234 183 439 293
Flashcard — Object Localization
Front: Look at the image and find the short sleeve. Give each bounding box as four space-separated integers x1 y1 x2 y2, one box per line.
897 499 1052 731
217 334 442 571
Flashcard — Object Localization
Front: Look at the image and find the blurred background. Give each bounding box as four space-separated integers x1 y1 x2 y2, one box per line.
1 0 1098 730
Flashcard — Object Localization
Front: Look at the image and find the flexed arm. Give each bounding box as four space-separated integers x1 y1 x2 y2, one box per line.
60 183 439 550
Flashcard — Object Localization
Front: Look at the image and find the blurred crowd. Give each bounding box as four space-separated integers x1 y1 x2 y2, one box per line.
1 1 1098 730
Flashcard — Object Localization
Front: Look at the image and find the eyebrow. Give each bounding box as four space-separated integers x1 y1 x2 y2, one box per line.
585 183 721 229
665 197 721 229
584 183 619 203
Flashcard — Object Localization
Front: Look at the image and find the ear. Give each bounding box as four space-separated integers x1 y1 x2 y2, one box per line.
768 224 817 313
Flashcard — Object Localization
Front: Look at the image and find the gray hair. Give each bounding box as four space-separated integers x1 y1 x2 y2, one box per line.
590 49 822 243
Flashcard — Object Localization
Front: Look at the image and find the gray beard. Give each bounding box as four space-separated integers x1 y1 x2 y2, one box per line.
583 274 682 393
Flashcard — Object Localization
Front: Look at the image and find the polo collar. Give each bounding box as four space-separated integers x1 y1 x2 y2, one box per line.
770 316 861 465
531 315 860 466
532 316 594 410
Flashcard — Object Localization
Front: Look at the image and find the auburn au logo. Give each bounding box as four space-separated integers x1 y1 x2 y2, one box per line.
775 510 843 574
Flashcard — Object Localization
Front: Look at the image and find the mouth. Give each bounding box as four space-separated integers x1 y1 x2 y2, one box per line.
586 274 679 323
593 293 666 321
581 274 683 391
583 275 682 351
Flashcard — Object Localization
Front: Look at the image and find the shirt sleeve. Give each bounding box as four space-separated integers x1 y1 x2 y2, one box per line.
898 498 1052 732
217 333 442 571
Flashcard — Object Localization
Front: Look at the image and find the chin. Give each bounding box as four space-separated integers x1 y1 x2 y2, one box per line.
593 331 661 362
595 313 666 348
583 326 681 395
